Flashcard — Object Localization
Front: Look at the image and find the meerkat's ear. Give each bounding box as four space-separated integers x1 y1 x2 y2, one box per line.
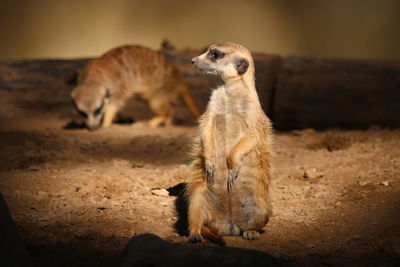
236 58 249 75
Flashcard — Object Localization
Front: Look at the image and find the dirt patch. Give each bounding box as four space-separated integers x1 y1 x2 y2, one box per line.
307 132 352 151
0 88 399 266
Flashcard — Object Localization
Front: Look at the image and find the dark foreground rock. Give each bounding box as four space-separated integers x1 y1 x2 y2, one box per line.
119 233 286 267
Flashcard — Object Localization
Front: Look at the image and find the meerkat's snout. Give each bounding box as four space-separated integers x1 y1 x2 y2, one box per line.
191 53 216 75
86 113 103 131
191 56 204 71
85 99 108 131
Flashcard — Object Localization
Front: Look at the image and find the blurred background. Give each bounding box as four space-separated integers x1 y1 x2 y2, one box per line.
0 0 399 60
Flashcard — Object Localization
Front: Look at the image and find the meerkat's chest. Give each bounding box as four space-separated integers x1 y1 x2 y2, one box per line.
209 91 248 147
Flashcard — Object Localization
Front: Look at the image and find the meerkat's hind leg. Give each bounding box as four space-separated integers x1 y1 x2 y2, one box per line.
188 233 203 243
148 114 172 127
209 221 240 237
242 230 261 240
187 190 207 243
240 208 268 240
147 98 173 127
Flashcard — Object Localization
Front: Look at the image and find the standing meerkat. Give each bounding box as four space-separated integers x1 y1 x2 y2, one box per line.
71 45 201 130
186 42 273 245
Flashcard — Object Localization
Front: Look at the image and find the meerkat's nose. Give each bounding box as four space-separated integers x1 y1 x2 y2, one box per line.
191 57 196 65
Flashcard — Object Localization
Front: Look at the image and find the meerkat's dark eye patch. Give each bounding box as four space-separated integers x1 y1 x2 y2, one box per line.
78 110 87 118
94 102 104 116
72 100 88 118
235 58 249 75
208 49 225 61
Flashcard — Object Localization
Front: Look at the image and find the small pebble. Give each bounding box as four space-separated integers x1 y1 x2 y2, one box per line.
151 188 169 197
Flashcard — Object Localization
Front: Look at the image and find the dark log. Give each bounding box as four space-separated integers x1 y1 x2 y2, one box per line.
273 57 400 130
0 59 89 119
0 59 89 91
1 51 400 130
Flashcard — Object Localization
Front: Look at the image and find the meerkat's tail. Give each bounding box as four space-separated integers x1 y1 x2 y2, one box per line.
201 226 226 246
180 84 202 119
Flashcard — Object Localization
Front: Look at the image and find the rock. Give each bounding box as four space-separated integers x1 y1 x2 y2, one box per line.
289 166 304 179
303 168 323 179
0 193 33 266
151 188 170 197
289 166 323 179
120 234 286 267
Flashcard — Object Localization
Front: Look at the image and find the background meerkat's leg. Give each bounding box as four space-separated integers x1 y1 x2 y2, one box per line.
226 135 257 190
147 98 173 127
102 104 118 128
179 84 201 119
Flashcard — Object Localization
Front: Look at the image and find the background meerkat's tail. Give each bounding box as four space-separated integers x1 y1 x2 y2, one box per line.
201 226 226 246
180 84 202 119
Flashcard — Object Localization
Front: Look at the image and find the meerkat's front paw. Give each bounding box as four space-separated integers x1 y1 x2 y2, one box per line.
188 234 203 243
242 230 260 240
204 161 215 184
227 168 240 192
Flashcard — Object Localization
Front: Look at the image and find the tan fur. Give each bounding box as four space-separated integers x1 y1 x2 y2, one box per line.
71 45 201 130
186 42 273 244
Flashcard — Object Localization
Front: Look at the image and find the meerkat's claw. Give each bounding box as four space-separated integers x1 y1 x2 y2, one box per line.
205 162 215 184
188 234 203 243
227 168 239 192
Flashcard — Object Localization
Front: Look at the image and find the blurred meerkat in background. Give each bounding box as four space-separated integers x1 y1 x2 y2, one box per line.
71 45 201 130
186 42 273 245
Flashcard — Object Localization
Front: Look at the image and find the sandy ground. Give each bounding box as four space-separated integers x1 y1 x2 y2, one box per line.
0 89 399 266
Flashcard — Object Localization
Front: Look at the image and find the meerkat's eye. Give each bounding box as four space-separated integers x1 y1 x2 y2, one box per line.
78 110 87 118
94 104 103 116
208 49 224 61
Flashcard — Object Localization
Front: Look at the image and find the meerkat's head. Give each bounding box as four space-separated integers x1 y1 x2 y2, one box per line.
191 42 254 81
71 83 110 131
